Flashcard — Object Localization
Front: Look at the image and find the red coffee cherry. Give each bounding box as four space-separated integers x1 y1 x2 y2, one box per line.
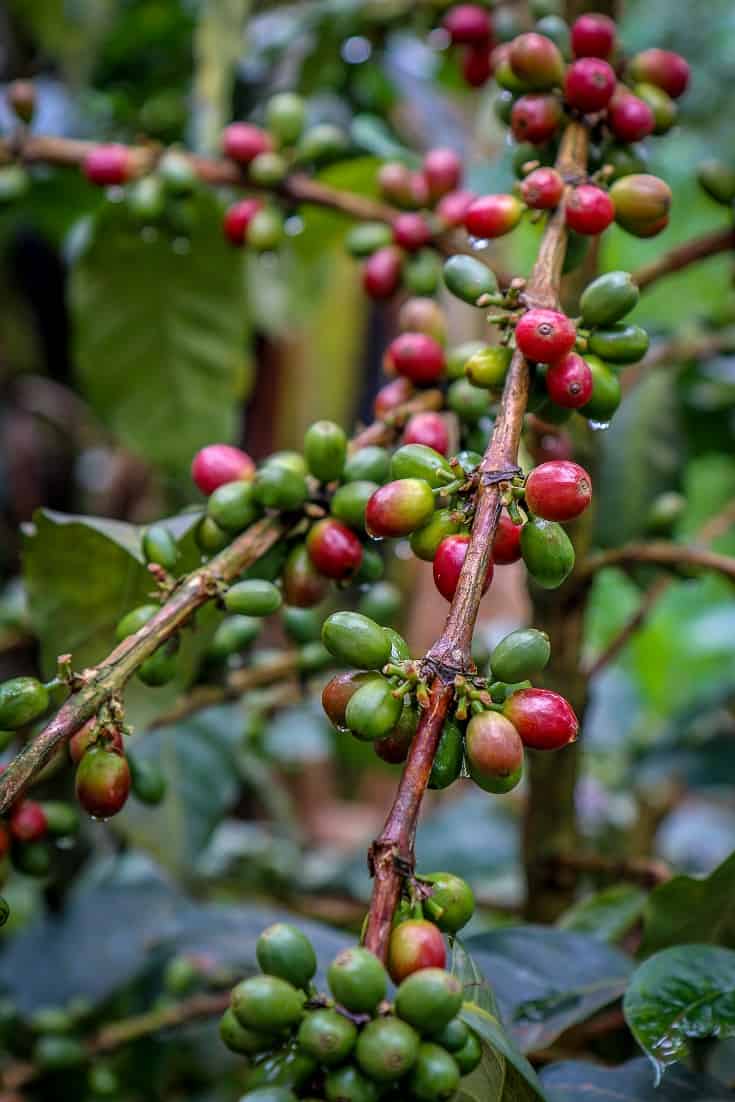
511 94 563 145
374 377 414 419
192 444 256 495
283 543 329 607
492 512 523 565
546 353 593 408
437 189 477 226
306 518 363 580
83 144 132 186
423 148 462 199
607 91 655 143
69 719 124 765
222 122 273 164
433 534 493 601
366 479 436 538
76 747 132 818
322 671 379 729
464 194 524 239
363 246 403 299
509 33 565 91
503 687 578 750
564 58 616 113
465 711 524 793
403 413 450 456
388 920 446 983
628 48 690 99
565 184 615 235
386 333 445 385
520 168 564 210
379 162 415 205
393 213 432 252
443 4 492 45
223 198 263 246
461 44 493 87
525 460 592 521
515 308 576 363
9 800 48 843
570 12 616 59
528 425 574 464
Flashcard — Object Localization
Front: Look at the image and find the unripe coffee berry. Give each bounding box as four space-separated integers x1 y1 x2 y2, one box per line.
363 246 403 299
509 33 565 90
443 5 492 45
464 193 523 238
492 512 523 564
570 12 616 59
564 57 616 113
433 534 493 601
628 48 690 99
565 184 614 235
515 308 576 363
83 144 132 187
306 518 363 580
191 443 255 495
76 747 131 818
69 719 124 764
546 353 593 408
520 168 564 210
223 198 263 246
503 687 578 750
388 919 446 983
610 173 672 235
607 91 655 143
387 332 445 385
466 711 524 793
511 93 563 145
423 148 462 198
366 478 436 538
403 413 450 455
393 213 432 252
221 122 273 164
525 460 592 521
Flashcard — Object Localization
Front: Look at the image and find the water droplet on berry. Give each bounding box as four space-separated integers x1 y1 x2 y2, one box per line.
588 419 611 431
469 236 490 250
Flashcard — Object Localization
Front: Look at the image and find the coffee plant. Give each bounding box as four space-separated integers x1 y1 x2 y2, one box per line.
1 1 735 1100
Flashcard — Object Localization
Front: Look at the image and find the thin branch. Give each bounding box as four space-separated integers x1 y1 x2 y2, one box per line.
582 540 735 584
363 120 590 961
633 226 735 291
546 850 671 887
349 389 443 453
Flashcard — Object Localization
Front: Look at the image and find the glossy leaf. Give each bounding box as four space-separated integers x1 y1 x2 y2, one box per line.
540 1056 733 1100
639 851 735 957
623 944 735 1079
459 1004 549 1101
558 884 647 943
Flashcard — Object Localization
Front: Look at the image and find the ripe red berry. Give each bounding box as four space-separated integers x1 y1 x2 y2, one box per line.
443 4 492 45
509 33 565 91
388 920 446 984
464 193 523 239
423 148 462 199
363 246 403 299
511 94 563 146
520 168 564 210
528 425 574 463
564 58 616 113
525 460 592 521
503 687 578 750
374 377 414 419
492 512 523 565
466 711 524 793
515 308 576 363
461 44 493 87
386 333 445 385
403 412 450 456
437 189 477 226
628 48 690 99
366 479 436 538
607 91 655 143
283 543 329 607
83 144 131 187
306 518 363 580
545 353 593 408
222 122 273 164
565 184 614 235
322 671 377 729
9 801 48 843
191 444 256 495
393 213 432 252
571 12 616 59
433 534 493 601
223 198 263 246
76 747 131 819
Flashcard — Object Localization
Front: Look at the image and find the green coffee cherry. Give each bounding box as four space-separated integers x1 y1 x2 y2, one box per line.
605 143 648 182
39 801 80 837
383 626 410 662
327 946 387 1013
580 270 639 327
0 164 29 203
446 341 489 381
246 1045 317 1092
634 82 677 134
321 612 392 670
395 969 463 1033
646 490 686 534
266 92 306 144
454 1029 483 1074
226 580 282 617
253 464 308 510
356 1017 420 1082
343 446 391 484
34 1034 86 1070
447 378 491 423
465 346 512 389
410 509 465 562
430 1017 469 1052
256 923 317 989
390 444 454 489
231 975 305 1032
128 754 167 805
220 1007 275 1055
354 546 384 584
304 420 347 482
268 451 308 476
346 222 394 257
282 606 323 644
142 524 178 570
587 322 649 365
247 208 285 251
521 518 575 589
409 1042 460 1101
138 644 178 687
404 249 442 295
423 872 475 934
298 123 348 162
298 640 332 674
250 152 288 185
297 1008 357 1065
331 480 378 531
582 354 622 421
489 628 551 682
698 159 735 205
207 615 261 661
346 676 403 740
158 150 198 196
0 677 49 729
324 1065 379 1102
116 604 159 642
443 255 499 306
429 717 464 790
127 175 166 221
358 581 402 625
196 515 230 553
208 481 260 531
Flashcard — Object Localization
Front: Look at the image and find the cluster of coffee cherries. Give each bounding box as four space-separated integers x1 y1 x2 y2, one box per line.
320 607 578 785
222 896 482 1102
345 149 468 300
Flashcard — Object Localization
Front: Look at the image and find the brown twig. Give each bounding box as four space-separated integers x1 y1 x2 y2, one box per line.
349 389 444 453
581 540 735 584
546 850 671 888
363 121 590 961
633 226 735 291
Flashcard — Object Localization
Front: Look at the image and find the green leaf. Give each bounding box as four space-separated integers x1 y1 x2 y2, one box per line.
70 190 250 473
623 944 735 1079
450 938 499 1016
459 1004 549 1102
350 114 419 165
464 927 633 1053
639 852 735 958
540 1056 733 1100
558 884 647 944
